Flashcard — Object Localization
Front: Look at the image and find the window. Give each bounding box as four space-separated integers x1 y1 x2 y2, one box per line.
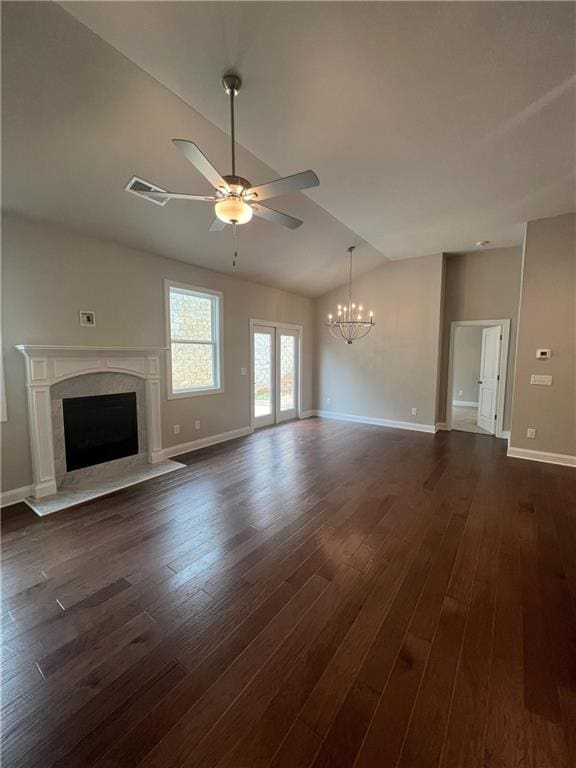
165 281 223 397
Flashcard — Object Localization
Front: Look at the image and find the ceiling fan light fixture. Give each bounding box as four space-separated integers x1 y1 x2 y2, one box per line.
214 196 253 225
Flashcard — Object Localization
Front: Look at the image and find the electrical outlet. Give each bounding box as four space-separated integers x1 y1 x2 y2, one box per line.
326 397 331 405
458 389 463 397
411 407 417 416
173 424 180 435
527 428 536 439
240 367 247 376
194 420 201 431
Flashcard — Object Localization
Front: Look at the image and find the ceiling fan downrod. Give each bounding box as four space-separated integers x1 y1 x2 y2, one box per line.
222 73 241 179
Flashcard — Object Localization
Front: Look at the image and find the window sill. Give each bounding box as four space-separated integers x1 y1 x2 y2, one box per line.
167 386 224 400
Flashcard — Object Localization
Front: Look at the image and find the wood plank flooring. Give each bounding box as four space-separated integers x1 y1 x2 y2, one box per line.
2 417 576 767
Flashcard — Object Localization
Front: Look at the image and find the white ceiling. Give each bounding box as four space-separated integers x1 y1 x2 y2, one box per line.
3 2 575 296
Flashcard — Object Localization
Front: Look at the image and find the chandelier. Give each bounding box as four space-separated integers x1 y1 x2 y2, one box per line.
325 246 375 344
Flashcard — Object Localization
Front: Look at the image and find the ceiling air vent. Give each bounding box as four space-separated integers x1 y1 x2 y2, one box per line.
125 176 169 207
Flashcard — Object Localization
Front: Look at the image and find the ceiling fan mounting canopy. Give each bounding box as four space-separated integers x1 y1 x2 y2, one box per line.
126 71 319 232
222 72 242 96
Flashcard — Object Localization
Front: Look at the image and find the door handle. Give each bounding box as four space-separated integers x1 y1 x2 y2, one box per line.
478 380 482 384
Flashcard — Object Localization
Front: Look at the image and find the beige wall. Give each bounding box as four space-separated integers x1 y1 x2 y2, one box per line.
1 213 314 492
314 254 444 427
510 213 575 456
437 247 522 429
452 326 482 403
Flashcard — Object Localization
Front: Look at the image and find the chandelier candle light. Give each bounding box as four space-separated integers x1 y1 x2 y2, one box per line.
325 246 375 344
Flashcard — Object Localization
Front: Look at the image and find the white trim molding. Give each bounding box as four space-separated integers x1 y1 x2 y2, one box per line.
249 318 304 430
452 400 479 408
164 280 224 400
1 485 34 508
314 410 436 434
435 423 450 432
161 426 253 460
507 446 576 468
16 345 166 499
445 319 511 440
299 410 315 419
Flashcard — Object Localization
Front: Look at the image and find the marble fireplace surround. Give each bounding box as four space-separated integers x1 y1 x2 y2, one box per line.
51 372 149 485
17 346 167 500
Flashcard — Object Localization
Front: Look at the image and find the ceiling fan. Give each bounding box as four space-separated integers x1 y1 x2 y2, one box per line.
127 73 320 232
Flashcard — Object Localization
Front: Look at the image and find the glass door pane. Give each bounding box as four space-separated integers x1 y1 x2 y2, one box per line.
277 330 298 422
280 335 295 411
253 327 275 427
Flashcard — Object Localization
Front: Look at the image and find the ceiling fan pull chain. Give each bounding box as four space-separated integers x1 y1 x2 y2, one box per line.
232 221 238 268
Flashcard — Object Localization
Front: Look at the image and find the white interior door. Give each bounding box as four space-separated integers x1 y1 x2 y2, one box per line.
253 325 275 428
252 324 300 428
477 326 501 434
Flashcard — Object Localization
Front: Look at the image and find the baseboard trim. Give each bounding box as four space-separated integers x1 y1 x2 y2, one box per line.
3 428 255 506
435 422 450 432
299 410 316 419
313 410 435 434
501 430 510 441
1 485 34 508
161 426 253 460
452 400 479 408
507 446 576 468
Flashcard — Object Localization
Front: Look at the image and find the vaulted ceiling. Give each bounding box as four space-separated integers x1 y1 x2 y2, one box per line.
3 2 575 296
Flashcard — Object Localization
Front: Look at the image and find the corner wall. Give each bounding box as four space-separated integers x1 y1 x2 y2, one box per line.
314 254 444 429
437 247 523 429
510 212 575 460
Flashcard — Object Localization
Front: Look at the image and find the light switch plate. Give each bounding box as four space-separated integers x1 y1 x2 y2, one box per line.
530 374 552 385
240 368 247 376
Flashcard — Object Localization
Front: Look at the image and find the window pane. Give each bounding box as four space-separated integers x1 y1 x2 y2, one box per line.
280 334 296 411
170 290 213 341
254 333 272 417
172 343 215 391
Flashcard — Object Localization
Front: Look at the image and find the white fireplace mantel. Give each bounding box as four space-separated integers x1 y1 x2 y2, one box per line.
17 345 167 499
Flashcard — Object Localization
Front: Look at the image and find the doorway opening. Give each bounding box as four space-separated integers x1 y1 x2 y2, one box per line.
250 320 301 429
446 319 510 438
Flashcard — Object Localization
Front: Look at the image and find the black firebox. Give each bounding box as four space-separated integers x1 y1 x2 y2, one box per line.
62 392 138 472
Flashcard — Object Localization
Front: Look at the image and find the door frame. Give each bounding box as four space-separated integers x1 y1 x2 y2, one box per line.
446 318 510 439
249 319 303 430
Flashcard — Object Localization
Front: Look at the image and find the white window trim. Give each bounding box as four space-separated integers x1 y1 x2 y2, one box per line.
164 279 224 399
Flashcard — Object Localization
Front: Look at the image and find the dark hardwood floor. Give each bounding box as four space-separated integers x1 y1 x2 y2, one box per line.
2 418 576 767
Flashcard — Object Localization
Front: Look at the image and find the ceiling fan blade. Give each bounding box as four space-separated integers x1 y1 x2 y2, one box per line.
172 139 231 193
251 203 303 230
247 170 319 202
141 190 216 201
209 217 227 231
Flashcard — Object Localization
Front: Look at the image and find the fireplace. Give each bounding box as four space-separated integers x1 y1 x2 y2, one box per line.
16 345 166 502
63 392 139 472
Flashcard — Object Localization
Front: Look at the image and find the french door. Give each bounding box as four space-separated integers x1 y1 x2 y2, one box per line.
252 323 300 428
